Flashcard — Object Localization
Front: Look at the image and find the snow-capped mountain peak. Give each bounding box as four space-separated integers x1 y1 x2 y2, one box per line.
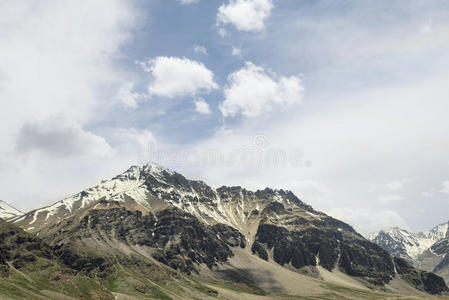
0 200 23 220
11 162 319 234
116 162 174 181
429 221 449 240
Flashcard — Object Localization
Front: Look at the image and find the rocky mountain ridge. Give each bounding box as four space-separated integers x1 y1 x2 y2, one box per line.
11 163 319 235
369 223 449 261
4 163 449 298
369 222 449 284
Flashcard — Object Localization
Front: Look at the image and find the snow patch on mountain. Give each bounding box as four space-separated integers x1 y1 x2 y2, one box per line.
0 200 23 220
13 163 165 225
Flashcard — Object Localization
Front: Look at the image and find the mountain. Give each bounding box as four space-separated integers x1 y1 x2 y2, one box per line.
6 163 449 298
370 222 449 284
369 224 449 261
0 200 23 220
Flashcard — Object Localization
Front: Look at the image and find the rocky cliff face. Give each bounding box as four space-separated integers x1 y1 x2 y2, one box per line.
8 163 449 295
393 256 448 294
252 220 393 285
50 204 245 274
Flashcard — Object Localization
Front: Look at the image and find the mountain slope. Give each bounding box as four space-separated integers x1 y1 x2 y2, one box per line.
0 218 113 299
0 216 251 300
0 200 22 220
9 163 449 297
370 222 449 284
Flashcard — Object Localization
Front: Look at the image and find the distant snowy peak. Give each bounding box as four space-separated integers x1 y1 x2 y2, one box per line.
428 222 449 240
369 222 449 261
0 200 23 220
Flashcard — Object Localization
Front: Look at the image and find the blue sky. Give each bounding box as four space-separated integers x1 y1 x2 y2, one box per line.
1 0 449 235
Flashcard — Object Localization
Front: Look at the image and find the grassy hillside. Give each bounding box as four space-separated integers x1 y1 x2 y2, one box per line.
0 219 112 299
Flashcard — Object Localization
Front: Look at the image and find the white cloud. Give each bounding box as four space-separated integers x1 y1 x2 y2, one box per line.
193 45 208 55
118 83 140 109
16 117 114 158
441 181 449 194
231 46 242 57
384 179 408 191
378 194 403 204
220 62 303 117
179 0 199 4
420 18 433 34
109 128 157 162
369 184 379 193
218 28 228 38
217 0 274 32
0 1 135 131
329 208 409 236
194 98 212 114
142 56 218 98
422 191 434 198
279 180 329 206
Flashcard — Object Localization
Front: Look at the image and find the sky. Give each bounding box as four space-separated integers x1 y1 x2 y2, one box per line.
1 0 449 235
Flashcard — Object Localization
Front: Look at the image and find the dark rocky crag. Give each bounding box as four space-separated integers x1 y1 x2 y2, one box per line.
249 201 448 294
50 205 245 274
394 257 448 294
